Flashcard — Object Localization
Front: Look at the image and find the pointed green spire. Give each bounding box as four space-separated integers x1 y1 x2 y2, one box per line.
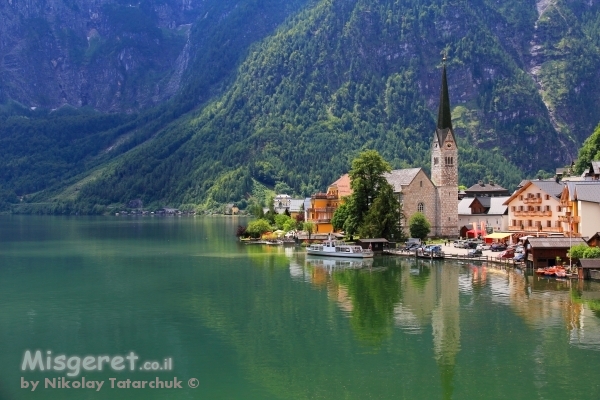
436 61 452 131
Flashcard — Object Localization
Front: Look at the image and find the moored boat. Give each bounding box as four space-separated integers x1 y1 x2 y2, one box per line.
306 236 374 258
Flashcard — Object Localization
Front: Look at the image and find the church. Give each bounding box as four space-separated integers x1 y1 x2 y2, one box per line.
385 62 458 237
307 62 459 237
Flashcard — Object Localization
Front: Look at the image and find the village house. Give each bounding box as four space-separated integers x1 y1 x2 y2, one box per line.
464 180 510 197
306 174 351 234
502 180 564 238
306 62 459 237
458 195 509 235
273 194 291 214
583 161 600 180
560 181 600 238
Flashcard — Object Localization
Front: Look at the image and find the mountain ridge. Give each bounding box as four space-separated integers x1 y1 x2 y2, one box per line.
1 0 599 213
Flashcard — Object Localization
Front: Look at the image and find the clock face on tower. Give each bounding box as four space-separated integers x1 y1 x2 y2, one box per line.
446 142 452 148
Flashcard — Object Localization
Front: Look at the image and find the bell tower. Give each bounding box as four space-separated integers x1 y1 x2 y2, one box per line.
431 56 458 237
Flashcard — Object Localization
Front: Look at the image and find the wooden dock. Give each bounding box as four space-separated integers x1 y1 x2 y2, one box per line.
383 249 520 267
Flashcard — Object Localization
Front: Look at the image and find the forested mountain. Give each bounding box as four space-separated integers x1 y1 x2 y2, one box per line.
1 0 599 213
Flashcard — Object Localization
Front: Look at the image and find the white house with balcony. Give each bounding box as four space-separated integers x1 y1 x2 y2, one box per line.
502 180 564 236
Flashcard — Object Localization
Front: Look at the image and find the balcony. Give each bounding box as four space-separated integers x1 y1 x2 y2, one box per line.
311 193 337 200
523 226 544 232
542 227 563 233
523 197 542 204
558 215 581 223
513 210 552 217
309 207 337 213
508 225 521 231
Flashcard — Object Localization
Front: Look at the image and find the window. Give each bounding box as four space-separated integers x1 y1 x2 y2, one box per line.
434 157 439 165
519 206 524 211
519 195 523 201
528 220 532 227
536 206 541 211
420 180 423 187
536 193 541 198
418 202 425 213
547 221 551 227
546 205 551 211
545 195 550 200
557 206 562 212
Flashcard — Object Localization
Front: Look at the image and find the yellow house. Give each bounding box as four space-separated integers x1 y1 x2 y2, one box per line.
560 181 600 238
307 174 352 234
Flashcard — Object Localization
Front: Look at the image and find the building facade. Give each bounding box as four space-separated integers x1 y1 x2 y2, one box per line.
503 180 564 236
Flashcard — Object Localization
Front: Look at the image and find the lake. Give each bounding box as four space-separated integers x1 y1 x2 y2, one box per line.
1 215 599 399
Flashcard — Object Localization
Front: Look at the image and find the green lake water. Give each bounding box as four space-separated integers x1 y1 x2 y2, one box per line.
1 215 600 399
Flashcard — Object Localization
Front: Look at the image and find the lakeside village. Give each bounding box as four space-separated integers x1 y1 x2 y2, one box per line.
235 64 600 280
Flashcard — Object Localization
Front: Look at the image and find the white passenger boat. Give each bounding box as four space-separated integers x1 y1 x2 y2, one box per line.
306 236 374 258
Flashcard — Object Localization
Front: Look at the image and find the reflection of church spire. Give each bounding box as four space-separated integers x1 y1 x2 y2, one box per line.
431 265 461 399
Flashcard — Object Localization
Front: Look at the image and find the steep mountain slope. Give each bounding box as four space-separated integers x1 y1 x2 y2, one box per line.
2 0 600 213
0 0 309 112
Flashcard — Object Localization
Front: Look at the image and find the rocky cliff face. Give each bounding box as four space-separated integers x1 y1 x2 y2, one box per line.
0 0 201 112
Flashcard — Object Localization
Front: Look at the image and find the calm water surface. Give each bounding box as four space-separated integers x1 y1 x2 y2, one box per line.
1 216 600 399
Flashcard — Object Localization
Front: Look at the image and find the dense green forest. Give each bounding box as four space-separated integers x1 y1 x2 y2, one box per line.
1 0 600 214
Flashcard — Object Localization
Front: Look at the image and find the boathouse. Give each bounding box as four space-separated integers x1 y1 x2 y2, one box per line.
523 237 588 269
356 238 389 253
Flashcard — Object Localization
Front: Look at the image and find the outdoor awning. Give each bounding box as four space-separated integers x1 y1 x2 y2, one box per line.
485 232 511 239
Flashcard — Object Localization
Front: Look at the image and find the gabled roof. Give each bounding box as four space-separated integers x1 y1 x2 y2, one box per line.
289 199 304 212
590 161 600 174
464 181 510 195
580 259 600 269
503 180 563 205
384 168 424 192
574 184 600 203
329 174 352 198
458 196 509 215
564 181 600 204
526 237 587 249
488 197 510 215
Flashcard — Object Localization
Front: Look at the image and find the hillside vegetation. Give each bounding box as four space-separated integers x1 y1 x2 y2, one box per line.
1 0 600 213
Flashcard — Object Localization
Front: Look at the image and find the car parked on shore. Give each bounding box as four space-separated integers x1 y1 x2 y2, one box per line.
490 243 507 252
467 249 483 257
497 249 515 259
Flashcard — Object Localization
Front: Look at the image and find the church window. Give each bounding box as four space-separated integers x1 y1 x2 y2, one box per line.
434 157 439 165
420 181 423 187
418 202 425 213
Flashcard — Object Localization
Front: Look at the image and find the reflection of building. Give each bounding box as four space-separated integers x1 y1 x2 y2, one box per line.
431 266 460 399
394 264 461 398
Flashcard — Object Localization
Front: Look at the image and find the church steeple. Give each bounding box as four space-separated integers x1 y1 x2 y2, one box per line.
437 59 453 131
430 55 459 237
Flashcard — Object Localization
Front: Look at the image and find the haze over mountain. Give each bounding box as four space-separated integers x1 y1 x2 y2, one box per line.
1 0 599 213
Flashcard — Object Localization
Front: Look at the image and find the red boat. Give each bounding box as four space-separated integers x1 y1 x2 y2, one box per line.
536 267 566 277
